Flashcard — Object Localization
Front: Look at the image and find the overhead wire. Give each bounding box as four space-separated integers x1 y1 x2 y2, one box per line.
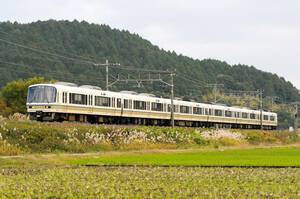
0 28 245 97
0 29 170 73
0 60 104 85
176 75 207 87
0 29 107 63
0 38 96 65
0 35 171 75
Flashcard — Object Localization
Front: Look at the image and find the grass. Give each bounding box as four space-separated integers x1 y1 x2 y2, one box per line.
1 147 300 198
69 148 300 167
0 166 300 198
1 120 300 155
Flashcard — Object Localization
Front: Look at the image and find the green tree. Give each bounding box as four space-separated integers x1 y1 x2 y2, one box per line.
0 98 12 116
0 77 47 114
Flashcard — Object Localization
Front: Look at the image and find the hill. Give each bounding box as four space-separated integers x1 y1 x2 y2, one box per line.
0 20 299 102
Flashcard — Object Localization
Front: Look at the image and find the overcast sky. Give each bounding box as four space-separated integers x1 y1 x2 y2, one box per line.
1 0 300 89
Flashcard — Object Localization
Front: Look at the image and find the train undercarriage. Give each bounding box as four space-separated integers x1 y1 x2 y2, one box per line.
29 111 276 130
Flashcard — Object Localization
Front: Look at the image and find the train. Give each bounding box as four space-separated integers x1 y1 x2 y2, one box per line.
26 82 277 129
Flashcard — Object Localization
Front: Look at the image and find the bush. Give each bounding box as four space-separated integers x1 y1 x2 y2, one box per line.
0 115 6 121
0 121 298 155
8 113 28 121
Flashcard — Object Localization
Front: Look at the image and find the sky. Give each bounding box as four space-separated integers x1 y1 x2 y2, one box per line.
1 0 300 89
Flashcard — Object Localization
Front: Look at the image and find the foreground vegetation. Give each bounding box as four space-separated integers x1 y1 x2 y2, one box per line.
70 148 300 167
0 120 299 156
0 166 299 198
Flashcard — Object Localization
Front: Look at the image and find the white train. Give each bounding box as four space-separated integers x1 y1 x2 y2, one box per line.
26 82 277 129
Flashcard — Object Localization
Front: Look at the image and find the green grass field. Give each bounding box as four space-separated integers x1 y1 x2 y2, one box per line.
70 148 300 167
1 148 300 198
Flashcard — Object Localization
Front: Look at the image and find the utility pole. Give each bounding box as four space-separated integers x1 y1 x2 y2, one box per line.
94 60 120 91
105 60 109 90
170 71 175 128
206 84 224 104
259 89 263 130
295 104 298 132
266 96 279 111
291 102 300 132
108 69 175 128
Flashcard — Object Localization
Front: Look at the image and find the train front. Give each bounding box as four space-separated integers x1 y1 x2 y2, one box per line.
26 84 57 121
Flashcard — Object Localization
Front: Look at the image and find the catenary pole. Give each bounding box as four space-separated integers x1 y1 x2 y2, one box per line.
106 60 109 90
260 89 263 130
170 71 175 128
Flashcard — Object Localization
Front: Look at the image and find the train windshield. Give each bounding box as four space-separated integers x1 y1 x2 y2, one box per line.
27 86 57 103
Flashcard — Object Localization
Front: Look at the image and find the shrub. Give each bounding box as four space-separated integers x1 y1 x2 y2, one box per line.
0 115 6 121
0 121 298 154
8 113 28 121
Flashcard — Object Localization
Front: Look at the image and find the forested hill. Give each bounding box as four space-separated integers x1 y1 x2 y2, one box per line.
0 20 299 102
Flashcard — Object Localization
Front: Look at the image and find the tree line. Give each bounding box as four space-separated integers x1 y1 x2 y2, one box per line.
0 20 299 103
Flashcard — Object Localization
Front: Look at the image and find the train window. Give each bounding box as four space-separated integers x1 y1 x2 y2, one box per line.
215 109 223 116
69 93 87 105
270 116 275 121
235 112 241 118
88 95 93 106
117 98 122 108
152 102 163 112
250 113 256 119
146 102 150 110
242 112 248 119
163 104 166 112
124 99 132 109
95 96 111 107
263 115 269 120
205 108 209 115
167 104 173 112
225 111 232 117
124 99 128 109
62 92 67 103
134 100 147 110
209 109 213 115
180 105 190 114
168 104 179 112
112 98 115 107
193 107 202 115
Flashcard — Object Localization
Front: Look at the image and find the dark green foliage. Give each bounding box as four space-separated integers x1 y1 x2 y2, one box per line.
0 77 46 114
0 20 299 103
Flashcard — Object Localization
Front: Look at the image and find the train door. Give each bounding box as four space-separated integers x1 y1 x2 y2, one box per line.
117 98 123 116
88 95 93 113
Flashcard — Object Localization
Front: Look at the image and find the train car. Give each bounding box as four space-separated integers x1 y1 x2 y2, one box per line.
26 82 277 129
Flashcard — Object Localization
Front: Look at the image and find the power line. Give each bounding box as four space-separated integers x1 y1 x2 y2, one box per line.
0 28 107 62
0 60 103 85
0 37 171 80
206 84 224 104
0 38 95 65
176 75 207 87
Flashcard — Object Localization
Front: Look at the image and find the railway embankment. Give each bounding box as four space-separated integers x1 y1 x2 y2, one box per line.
0 118 299 156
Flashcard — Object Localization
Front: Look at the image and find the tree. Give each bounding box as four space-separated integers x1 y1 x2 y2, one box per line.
0 77 47 114
0 98 12 117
